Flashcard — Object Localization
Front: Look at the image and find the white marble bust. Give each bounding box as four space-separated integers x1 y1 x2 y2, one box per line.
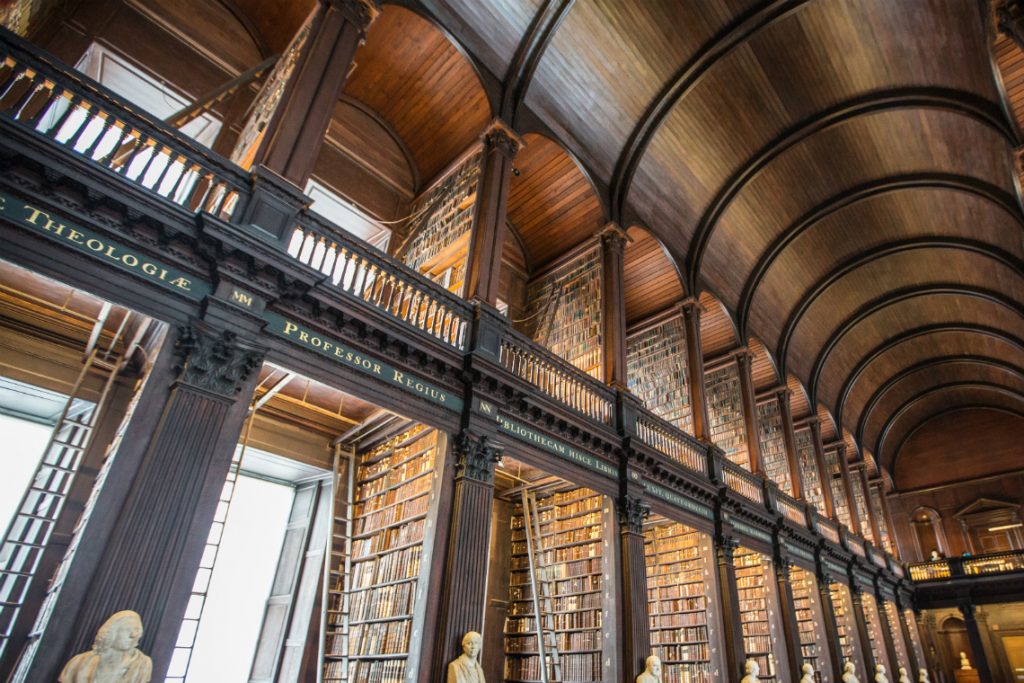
59 611 152 683
875 664 889 683
636 654 662 683
898 667 911 683
740 659 760 683
448 631 485 683
800 662 816 683
842 661 861 683
918 668 930 682
959 652 971 670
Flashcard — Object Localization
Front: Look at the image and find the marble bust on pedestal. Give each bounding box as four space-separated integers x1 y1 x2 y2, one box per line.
59 611 152 683
959 652 971 670
875 664 890 683
842 661 861 683
740 659 760 683
800 662 816 683
448 631 485 683
636 654 662 683
898 667 911 683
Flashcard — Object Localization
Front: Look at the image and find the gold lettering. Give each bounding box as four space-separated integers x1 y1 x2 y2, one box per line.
372 363 381 374
169 277 192 291
66 229 84 244
122 254 138 267
104 245 118 258
392 370 404 384
141 263 158 276
231 290 253 307
86 238 104 251
0 196 6 211
23 206 49 226
298 331 309 342
283 322 298 336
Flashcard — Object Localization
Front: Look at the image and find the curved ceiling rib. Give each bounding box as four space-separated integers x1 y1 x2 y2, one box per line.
609 0 810 221
735 174 1022 338
501 0 574 122
682 87 1014 293
807 284 1024 407
834 324 1024 428
855 356 1024 446
775 239 1024 372
876 382 1024 467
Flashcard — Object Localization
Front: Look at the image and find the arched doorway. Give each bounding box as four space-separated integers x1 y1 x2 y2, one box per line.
938 616 973 680
912 507 948 560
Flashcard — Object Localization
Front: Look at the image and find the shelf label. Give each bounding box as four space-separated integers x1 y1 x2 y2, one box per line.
0 190 210 299
730 518 772 544
824 560 848 577
265 312 462 411
478 399 616 478
783 542 815 563
644 481 714 520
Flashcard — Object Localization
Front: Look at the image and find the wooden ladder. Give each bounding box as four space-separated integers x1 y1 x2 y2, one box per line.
520 490 562 683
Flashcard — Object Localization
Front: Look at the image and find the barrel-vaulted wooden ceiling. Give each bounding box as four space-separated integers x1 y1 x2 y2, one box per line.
34 0 1024 486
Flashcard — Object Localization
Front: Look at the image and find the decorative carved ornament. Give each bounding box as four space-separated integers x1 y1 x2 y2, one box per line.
618 494 651 533
175 323 263 396
453 432 501 483
998 1 1024 53
482 119 523 160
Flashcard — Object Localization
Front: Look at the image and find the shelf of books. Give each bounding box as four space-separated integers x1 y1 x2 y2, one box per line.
868 487 893 554
324 458 353 683
791 566 830 683
734 546 784 682
503 486 612 683
399 149 482 294
901 606 927 672
828 581 865 675
326 423 442 683
794 429 825 516
860 591 888 673
644 517 724 683
850 482 875 545
705 363 748 469
523 246 604 379
626 316 694 434
882 599 911 674
755 397 791 495
824 449 851 530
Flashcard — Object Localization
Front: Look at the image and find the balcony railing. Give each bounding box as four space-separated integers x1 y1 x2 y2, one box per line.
776 490 807 526
0 35 248 220
909 550 1024 582
816 515 841 544
288 211 471 351
722 459 764 505
498 326 614 425
635 408 708 475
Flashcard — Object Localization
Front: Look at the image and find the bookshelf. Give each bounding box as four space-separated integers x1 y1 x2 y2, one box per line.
399 149 482 294
327 424 440 683
734 546 781 682
626 317 694 434
705 363 748 469
868 488 892 554
828 581 863 674
795 429 825 516
824 449 851 531
901 606 926 671
755 398 791 495
860 591 887 672
644 519 718 683
524 246 604 380
324 453 353 683
851 482 874 545
791 566 826 683
503 487 610 683
882 599 910 673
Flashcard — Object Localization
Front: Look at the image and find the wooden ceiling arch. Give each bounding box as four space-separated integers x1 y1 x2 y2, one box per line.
622 225 685 326
856 356 1024 449
878 384 1024 471
698 290 740 358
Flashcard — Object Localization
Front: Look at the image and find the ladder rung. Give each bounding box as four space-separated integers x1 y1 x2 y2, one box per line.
0 569 36 578
50 439 85 450
36 461 78 474
2 538 46 549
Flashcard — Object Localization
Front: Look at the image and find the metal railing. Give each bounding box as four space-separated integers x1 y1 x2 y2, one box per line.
288 211 471 351
721 459 764 504
498 326 614 424
0 32 248 220
908 549 1024 582
635 408 707 475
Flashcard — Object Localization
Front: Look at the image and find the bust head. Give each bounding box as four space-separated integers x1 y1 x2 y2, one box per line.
744 659 759 676
845 661 857 674
94 611 143 654
803 663 814 675
644 655 662 678
461 631 482 660
878 665 887 674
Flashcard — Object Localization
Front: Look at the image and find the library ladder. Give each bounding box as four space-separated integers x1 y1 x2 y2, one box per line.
520 490 563 683
0 304 132 660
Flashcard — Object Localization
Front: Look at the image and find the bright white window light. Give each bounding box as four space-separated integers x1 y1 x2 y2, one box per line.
305 179 391 251
0 415 50 536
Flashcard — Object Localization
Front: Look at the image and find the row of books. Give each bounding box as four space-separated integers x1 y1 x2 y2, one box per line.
505 630 600 653
351 546 422 588
648 567 703 586
652 642 711 661
351 518 426 557
508 573 601 601
653 662 716 683
506 609 602 631
626 317 693 433
353 493 430 536
651 626 708 644
791 566 821 678
349 581 414 622
510 542 601 564
705 363 748 466
511 513 602 541
354 458 432 503
504 653 602 681
327 659 406 683
795 428 826 516
734 546 778 682
651 609 708 628
756 397 792 495
349 619 411 656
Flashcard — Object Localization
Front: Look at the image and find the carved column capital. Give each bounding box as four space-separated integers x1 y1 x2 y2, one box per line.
329 0 380 32
453 431 501 483
716 534 740 560
618 495 651 534
482 118 523 160
679 296 704 319
174 323 263 397
598 222 628 253
998 1 1024 52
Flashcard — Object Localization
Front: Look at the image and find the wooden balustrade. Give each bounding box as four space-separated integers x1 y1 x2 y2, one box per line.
776 490 807 526
909 549 1024 582
635 408 708 475
0 33 248 220
816 515 841 544
722 458 764 504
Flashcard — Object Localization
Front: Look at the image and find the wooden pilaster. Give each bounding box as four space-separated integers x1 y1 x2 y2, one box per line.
774 557 804 679
895 596 920 677
618 494 651 681
681 299 711 442
600 224 628 389
776 388 803 499
877 592 900 676
835 444 862 535
735 350 762 474
431 431 501 682
808 419 836 519
875 483 898 558
850 584 876 676
715 535 746 683
816 573 845 678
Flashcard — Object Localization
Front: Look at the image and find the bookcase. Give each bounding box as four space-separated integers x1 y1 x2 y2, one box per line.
325 423 441 683
882 599 910 673
795 429 825 516
791 566 828 682
399 149 482 294
860 591 887 672
755 397 791 495
828 581 864 674
324 456 353 683
824 449 851 530
626 317 694 434
644 519 720 683
503 487 611 682
868 487 892 554
733 546 782 682
705 363 748 469
524 246 604 380
851 482 874 545
901 607 926 671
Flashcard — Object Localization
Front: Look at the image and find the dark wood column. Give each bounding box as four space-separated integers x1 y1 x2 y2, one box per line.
618 494 652 680
431 431 501 681
776 388 804 499
958 602 995 683
774 557 804 679
681 299 711 442
464 120 522 305
835 444 862 535
600 224 628 389
850 584 876 675
255 0 378 186
715 534 746 683
808 419 836 519
877 592 900 676
735 350 762 474
817 573 845 677
858 465 882 545
26 320 264 682
895 596 920 677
